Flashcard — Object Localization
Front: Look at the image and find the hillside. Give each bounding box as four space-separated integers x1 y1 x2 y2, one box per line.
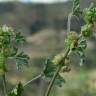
0 0 95 35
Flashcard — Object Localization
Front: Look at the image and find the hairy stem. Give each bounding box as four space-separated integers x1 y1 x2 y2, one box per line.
2 74 7 96
11 74 43 94
23 74 42 87
44 65 61 96
44 48 70 96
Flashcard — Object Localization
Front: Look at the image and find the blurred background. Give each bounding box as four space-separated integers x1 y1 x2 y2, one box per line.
0 0 96 96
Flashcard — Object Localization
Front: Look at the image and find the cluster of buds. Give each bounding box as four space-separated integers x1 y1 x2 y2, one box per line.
84 4 96 24
81 24 93 37
0 25 14 56
81 4 96 37
52 53 65 65
0 25 14 74
0 25 29 75
64 4 96 66
52 53 71 73
62 57 71 72
65 32 79 51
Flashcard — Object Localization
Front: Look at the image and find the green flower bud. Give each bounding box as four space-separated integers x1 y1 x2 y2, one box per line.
84 15 92 23
84 6 96 23
52 53 64 65
81 24 93 37
65 39 72 46
65 32 79 47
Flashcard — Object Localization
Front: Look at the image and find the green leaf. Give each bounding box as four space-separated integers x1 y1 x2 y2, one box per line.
43 59 56 77
77 46 85 66
78 37 87 50
10 47 18 57
43 59 65 87
15 52 30 70
8 83 23 96
72 0 81 16
75 37 87 66
15 32 26 43
55 74 65 87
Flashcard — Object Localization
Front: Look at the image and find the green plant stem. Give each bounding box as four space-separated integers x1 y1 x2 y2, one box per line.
23 74 42 87
2 74 7 96
44 65 61 96
11 74 43 94
44 48 70 96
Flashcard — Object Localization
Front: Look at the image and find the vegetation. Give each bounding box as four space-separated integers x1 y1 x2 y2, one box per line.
0 0 96 96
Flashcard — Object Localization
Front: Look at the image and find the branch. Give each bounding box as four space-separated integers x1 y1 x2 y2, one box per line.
44 48 70 96
23 74 42 87
44 8 74 96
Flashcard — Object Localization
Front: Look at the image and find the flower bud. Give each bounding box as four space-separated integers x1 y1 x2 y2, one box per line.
2 24 9 32
81 24 93 37
52 53 64 65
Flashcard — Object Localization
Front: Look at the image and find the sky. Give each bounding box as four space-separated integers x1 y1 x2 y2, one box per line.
0 0 70 3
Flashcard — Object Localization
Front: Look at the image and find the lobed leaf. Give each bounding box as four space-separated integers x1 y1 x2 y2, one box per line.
15 52 30 70
15 32 26 43
8 83 24 96
43 59 65 87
